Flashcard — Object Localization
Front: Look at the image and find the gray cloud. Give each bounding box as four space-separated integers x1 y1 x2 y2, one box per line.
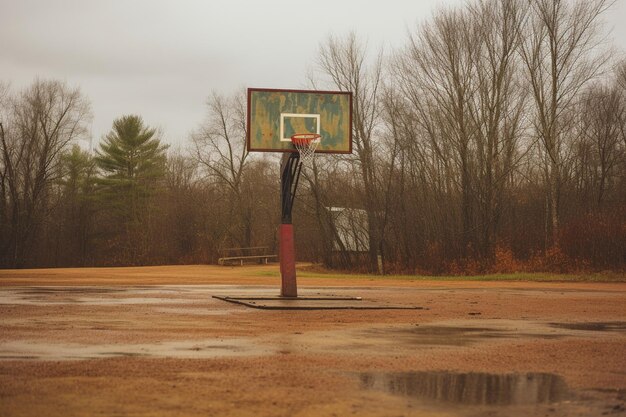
1 0 624 147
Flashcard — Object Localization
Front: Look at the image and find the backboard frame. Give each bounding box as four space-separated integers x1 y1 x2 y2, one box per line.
247 88 353 154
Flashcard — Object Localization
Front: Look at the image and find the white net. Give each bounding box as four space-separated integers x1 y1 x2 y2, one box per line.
291 134 321 165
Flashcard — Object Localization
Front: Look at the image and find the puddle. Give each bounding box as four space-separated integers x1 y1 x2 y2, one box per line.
359 319 626 349
364 326 508 346
360 371 571 405
0 286 219 306
549 322 626 332
283 320 624 355
19 287 126 295
153 307 238 315
73 297 204 305
361 322 564 347
0 338 272 360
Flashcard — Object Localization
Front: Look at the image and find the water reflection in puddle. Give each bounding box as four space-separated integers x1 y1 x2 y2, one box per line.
549 322 626 332
360 371 571 405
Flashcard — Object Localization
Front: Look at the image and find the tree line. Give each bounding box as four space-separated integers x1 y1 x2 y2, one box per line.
1 0 624 272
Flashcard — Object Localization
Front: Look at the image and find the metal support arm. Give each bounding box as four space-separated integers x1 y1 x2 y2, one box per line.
280 152 302 224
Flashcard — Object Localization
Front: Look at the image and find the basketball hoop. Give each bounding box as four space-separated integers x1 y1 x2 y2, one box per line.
291 133 321 165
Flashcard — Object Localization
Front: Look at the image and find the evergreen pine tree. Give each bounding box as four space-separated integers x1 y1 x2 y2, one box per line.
95 115 168 223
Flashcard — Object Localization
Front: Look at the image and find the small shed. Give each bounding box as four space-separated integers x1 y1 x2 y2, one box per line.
328 207 370 252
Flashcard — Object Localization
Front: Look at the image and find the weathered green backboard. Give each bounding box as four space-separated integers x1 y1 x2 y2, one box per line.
247 88 352 153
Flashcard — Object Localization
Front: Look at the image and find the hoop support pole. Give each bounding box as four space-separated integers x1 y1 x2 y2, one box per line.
279 153 301 297
279 224 297 297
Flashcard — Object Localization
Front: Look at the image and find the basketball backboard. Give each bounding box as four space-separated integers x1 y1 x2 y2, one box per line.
247 88 352 153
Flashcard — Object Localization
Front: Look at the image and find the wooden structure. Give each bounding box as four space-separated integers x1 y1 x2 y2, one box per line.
217 246 277 266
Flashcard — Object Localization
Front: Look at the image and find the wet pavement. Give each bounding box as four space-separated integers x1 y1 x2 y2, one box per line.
1 282 625 416
2 285 626 359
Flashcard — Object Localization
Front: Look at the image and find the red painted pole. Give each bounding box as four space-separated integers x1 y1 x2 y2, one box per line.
279 223 297 297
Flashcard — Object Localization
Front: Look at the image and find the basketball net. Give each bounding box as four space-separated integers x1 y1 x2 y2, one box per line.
291 133 320 165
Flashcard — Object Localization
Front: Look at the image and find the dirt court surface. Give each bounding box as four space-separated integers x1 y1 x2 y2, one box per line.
1 265 625 416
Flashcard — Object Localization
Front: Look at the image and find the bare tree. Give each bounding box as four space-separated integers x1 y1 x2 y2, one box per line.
575 83 625 207
300 157 354 268
0 79 91 267
191 90 253 247
618 60 626 150
161 152 207 262
0 83 11 256
56 144 97 265
314 32 388 271
617 60 626 92
466 0 528 259
395 5 481 258
519 0 612 246
393 0 529 265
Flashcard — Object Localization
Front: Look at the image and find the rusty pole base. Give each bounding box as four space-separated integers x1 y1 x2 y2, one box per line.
279 223 297 297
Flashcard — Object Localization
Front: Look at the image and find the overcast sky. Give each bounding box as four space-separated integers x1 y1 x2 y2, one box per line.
1 0 625 150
